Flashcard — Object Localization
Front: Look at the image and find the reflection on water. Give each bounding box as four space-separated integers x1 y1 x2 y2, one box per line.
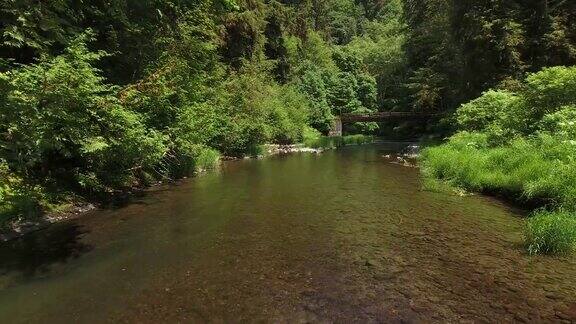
0 224 91 283
0 144 574 323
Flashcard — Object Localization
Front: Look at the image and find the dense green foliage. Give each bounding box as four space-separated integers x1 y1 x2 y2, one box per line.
403 0 576 112
423 66 576 255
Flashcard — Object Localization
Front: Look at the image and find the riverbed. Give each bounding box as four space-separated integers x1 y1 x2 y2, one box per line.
0 144 575 323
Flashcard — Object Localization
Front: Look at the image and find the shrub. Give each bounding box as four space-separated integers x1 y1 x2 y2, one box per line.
205 69 312 156
297 66 335 133
456 90 522 145
0 32 167 195
84 108 167 191
302 126 322 144
457 90 518 131
267 85 310 144
193 146 221 173
524 66 576 119
171 102 228 149
164 143 206 178
453 66 576 144
343 134 375 145
525 210 576 255
538 105 576 139
0 160 43 225
303 136 338 149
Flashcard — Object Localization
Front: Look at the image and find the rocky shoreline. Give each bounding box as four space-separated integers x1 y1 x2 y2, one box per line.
0 202 96 242
383 143 420 167
263 144 324 155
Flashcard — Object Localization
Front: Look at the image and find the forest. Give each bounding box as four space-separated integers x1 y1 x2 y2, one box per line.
0 0 576 254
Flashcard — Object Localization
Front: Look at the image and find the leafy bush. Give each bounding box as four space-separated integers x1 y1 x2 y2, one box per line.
194 147 221 172
343 134 375 145
302 127 322 144
172 102 224 145
454 67 576 144
296 66 334 133
0 32 167 195
213 69 311 156
524 66 576 119
538 105 576 139
0 160 43 225
267 85 309 144
525 210 576 255
167 142 221 177
456 90 521 145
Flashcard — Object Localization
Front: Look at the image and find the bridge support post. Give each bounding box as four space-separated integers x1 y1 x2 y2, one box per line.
328 117 342 136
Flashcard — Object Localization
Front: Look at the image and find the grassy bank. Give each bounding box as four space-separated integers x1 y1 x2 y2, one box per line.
421 66 576 255
422 134 576 208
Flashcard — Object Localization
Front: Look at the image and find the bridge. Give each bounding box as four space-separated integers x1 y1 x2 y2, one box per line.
329 111 441 136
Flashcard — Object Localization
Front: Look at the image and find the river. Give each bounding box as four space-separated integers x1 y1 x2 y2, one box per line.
0 144 575 323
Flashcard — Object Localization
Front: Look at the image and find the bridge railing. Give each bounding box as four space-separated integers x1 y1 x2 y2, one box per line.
340 111 442 123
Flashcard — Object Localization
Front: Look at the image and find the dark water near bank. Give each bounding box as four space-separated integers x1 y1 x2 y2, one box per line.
0 144 575 323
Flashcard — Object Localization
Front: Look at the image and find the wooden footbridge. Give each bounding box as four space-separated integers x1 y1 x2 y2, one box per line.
329 111 441 136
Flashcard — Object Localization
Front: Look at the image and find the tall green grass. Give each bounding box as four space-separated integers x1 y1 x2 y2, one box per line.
421 134 576 209
525 210 576 255
194 147 221 172
422 133 576 255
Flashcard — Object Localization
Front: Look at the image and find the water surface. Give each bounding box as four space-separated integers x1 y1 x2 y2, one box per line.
0 144 575 323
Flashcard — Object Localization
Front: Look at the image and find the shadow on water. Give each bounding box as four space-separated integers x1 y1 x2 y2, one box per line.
99 181 188 211
0 223 92 279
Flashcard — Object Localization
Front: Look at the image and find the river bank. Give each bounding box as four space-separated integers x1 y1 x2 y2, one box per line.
419 66 576 256
0 135 378 242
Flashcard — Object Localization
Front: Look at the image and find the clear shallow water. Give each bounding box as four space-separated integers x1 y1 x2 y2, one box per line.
0 144 575 323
